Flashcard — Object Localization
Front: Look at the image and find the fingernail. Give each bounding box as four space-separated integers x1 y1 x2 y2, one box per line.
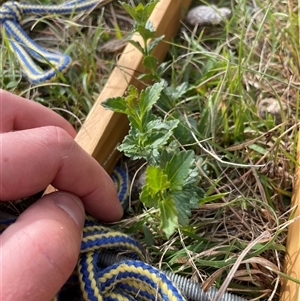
55 193 85 227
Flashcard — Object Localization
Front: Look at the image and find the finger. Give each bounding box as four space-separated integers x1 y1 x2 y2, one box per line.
0 126 123 221
0 89 76 137
0 192 85 301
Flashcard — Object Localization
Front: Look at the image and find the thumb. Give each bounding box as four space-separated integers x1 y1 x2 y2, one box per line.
0 192 85 301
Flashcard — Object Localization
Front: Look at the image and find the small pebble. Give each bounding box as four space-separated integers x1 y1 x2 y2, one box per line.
185 5 231 26
257 98 288 124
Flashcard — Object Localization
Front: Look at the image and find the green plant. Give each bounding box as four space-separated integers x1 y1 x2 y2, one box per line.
2 0 296 297
120 0 164 80
103 81 204 238
103 1 204 238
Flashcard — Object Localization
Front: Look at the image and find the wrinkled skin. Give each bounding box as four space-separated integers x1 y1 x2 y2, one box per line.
0 90 123 301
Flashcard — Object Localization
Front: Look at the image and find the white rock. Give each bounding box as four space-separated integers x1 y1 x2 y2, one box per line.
257 98 288 124
186 5 231 26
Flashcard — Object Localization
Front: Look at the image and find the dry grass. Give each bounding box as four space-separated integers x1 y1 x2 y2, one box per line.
1 0 300 300
119 0 300 299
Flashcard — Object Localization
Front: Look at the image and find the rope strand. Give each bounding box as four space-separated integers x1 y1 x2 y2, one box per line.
0 0 112 83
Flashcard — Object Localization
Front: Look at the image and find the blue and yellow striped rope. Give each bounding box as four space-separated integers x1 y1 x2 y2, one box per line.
1 1 186 299
97 261 185 301
77 216 185 301
0 0 112 83
0 168 186 301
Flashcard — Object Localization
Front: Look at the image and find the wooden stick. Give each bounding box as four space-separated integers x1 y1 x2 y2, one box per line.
281 133 300 301
44 0 192 194
76 0 191 173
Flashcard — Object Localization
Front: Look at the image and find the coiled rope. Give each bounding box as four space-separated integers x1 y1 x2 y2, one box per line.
0 2 250 301
0 0 112 83
0 168 186 301
0 1 187 299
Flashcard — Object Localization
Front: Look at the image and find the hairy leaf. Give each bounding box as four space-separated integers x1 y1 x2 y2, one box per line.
165 150 195 190
102 97 127 114
120 1 159 25
140 165 169 207
173 186 204 225
143 55 158 71
136 24 156 41
145 165 169 195
148 35 165 53
140 82 164 117
159 196 178 238
128 40 144 54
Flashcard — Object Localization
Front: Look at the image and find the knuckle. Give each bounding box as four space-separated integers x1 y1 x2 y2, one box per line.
42 126 75 152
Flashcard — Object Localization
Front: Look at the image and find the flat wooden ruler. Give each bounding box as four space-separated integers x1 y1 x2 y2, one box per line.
281 132 300 301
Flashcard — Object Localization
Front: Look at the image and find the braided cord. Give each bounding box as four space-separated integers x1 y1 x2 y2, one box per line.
0 0 112 83
0 168 186 301
77 216 185 301
98 261 185 301
111 167 130 209
82 215 144 260
78 250 103 301
0 0 187 298
82 230 145 260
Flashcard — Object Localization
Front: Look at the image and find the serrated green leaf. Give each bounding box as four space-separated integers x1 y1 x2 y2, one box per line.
173 192 193 226
156 61 170 77
165 150 195 190
140 185 157 207
124 85 140 111
147 35 165 53
140 82 164 116
118 125 160 160
120 1 158 25
145 165 169 195
120 3 146 23
159 196 178 238
138 73 157 81
145 20 155 32
165 82 189 100
120 2 138 20
146 120 178 149
142 224 155 247
184 166 199 186
139 1 159 23
128 115 141 131
147 132 172 149
173 187 203 226
140 165 170 206
143 55 158 70
128 40 145 54
136 24 156 41
144 1 159 16
171 113 196 145
159 150 174 169
118 127 143 158
140 110 156 128
127 85 139 99
102 97 128 113
145 118 178 132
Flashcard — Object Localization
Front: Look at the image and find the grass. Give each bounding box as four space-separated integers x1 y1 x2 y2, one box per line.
1 0 300 299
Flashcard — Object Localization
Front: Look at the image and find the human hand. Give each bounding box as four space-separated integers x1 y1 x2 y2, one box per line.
0 90 123 300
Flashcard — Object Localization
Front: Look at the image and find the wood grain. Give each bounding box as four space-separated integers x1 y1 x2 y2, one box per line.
75 0 192 174
281 133 300 301
44 0 192 195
